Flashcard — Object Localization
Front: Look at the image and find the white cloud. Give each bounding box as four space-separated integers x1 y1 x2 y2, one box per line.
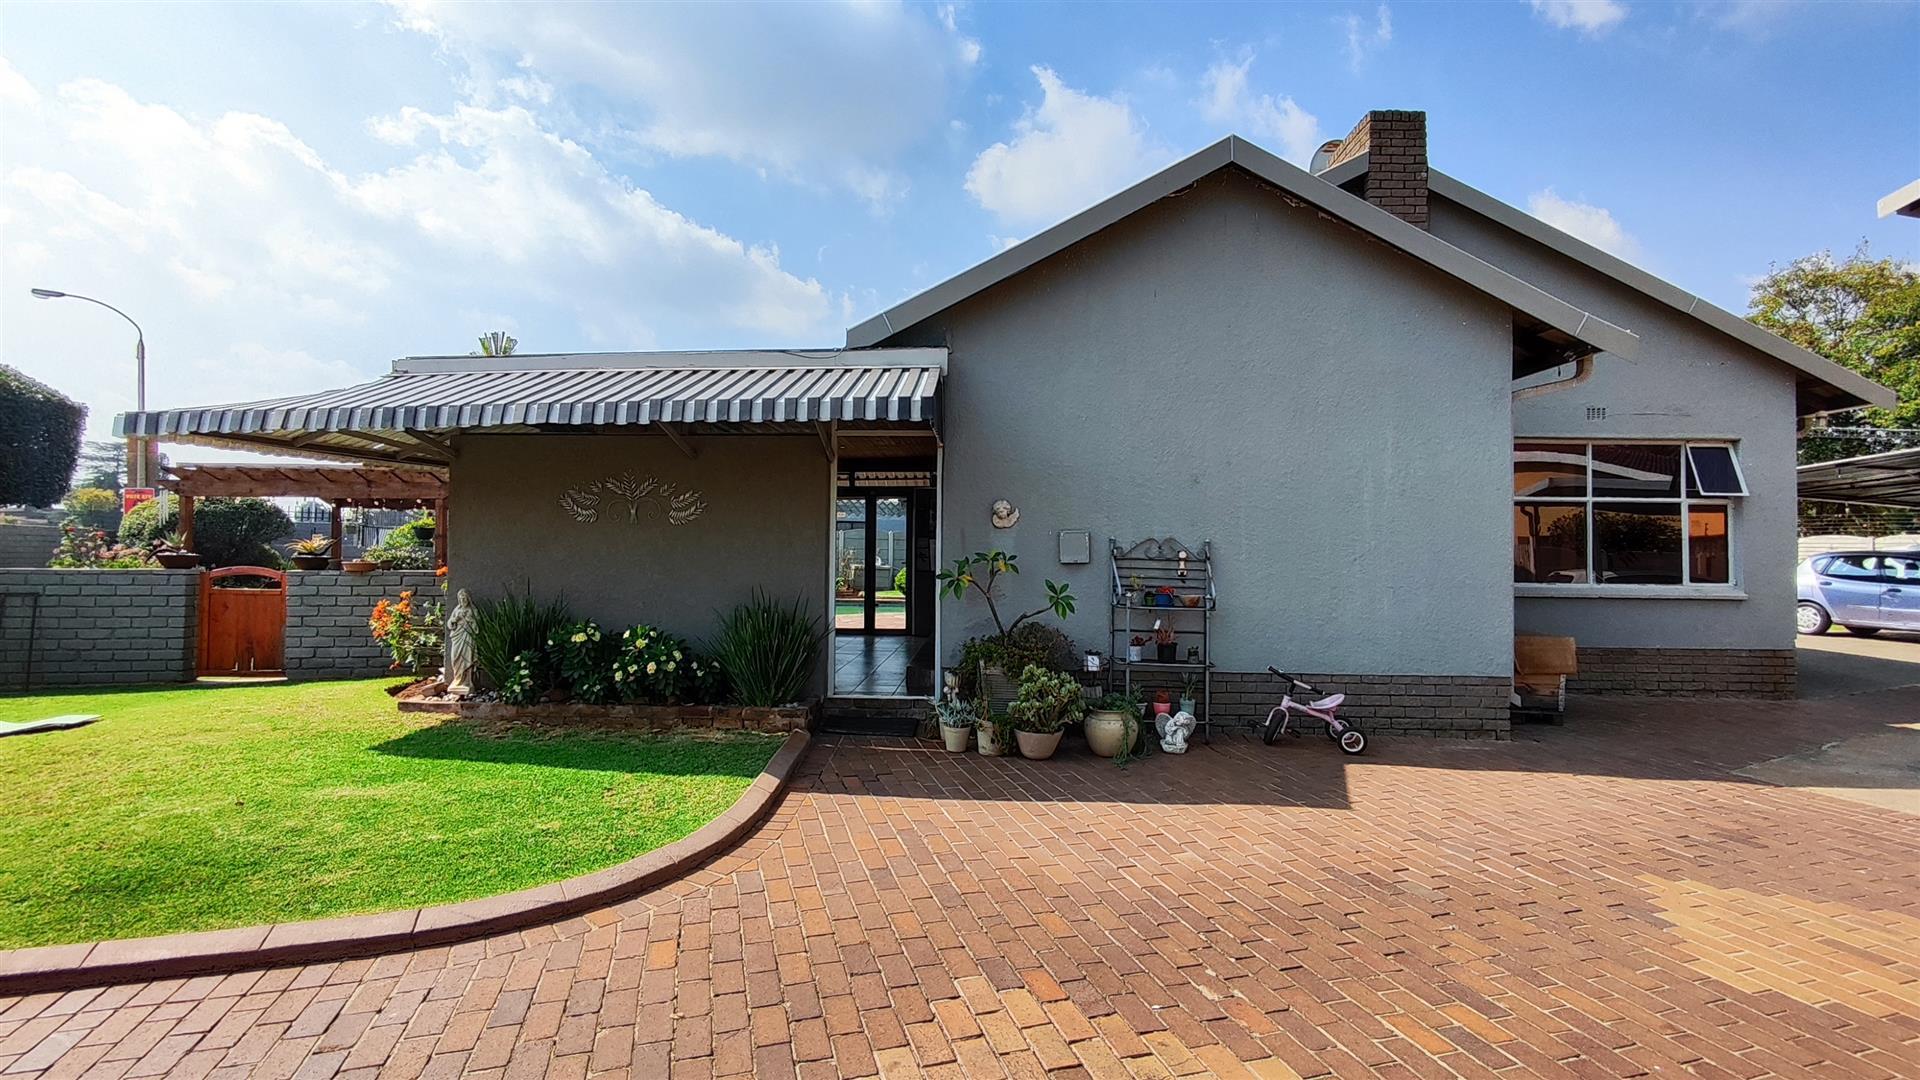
1343 5 1394 71
964 67 1171 226
384 1 977 206
0 66 839 442
1529 0 1628 35
1527 189 1641 260
1197 53 1322 165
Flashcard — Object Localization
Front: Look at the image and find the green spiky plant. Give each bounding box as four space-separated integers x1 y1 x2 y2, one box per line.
709 590 823 707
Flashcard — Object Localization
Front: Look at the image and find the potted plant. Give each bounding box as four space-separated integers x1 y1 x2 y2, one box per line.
1153 621 1177 662
1127 635 1146 663
150 532 201 569
1008 665 1083 760
288 534 335 570
1154 585 1177 608
938 548 1077 691
1179 674 1199 717
1085 691 1142 759
1182 593 1203 608
1151 688 1173 721
412 513 436 543
1127 573 1144 606
977 710 1013 757
342 556 378 573
935 696 976 753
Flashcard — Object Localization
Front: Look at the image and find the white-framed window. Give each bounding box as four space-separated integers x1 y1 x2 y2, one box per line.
1514 440 1741 587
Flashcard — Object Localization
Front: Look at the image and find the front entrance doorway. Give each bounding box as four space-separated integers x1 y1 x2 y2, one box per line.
832 454 937 698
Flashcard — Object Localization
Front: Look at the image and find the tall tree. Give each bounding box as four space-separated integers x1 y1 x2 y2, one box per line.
73 439 127 493
1747 244 1920 464
0 364 85 508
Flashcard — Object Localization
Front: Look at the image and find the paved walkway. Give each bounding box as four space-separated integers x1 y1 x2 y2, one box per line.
3 690 1919 1079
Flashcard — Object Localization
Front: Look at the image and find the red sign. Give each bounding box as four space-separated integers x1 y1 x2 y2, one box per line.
123 488 156 513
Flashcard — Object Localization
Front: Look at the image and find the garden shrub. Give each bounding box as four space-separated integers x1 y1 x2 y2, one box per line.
47 522 153 569
551 621 618 704
955 622 1078 700
499 648 549 705
62 487 120 531
892 567 907 594
0 365 84 508
368 588 444 675
471 587 572 689
708 590 821 706
120 497 292 568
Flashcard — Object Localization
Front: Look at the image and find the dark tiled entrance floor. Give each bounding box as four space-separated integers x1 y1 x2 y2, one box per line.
4 690 1919 1078
833 634 932 697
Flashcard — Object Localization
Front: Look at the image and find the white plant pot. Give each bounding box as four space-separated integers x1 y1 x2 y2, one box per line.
1126 645 1143 662
940 724 971 753
976 725 1007 756
1084 711 1131 758
1015 729 1063 760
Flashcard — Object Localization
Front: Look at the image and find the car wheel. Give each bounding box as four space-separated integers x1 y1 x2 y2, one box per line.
1796 602 1831 635
1844 625 1883 637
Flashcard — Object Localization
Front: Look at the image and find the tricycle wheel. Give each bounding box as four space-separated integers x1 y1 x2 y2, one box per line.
1262 718 1280 745
1338 729 1367 755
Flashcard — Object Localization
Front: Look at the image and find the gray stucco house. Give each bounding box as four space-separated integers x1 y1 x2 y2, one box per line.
119 110 1893 736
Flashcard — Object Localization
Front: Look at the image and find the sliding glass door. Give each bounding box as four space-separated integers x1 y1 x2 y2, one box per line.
834 492 910 633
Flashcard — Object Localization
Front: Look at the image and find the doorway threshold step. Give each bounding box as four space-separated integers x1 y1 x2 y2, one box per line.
819 696 933 737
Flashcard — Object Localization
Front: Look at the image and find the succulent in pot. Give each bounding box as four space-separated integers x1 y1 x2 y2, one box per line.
1007 665 1085 760
287 533 336 570
150 531 201 569
934 696 977 753
1153 620 1177 663
1126 635 1146 663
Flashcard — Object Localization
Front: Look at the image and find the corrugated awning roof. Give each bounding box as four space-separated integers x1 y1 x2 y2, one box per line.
1799 446 1920 509
115 349 945 466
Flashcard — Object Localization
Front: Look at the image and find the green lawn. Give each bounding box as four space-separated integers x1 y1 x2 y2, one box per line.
0 679 782 949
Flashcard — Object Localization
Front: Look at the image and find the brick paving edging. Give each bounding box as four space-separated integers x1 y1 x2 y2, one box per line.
0 730 810 997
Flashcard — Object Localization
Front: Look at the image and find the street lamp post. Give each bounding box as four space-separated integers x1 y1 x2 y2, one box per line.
30 288 149 490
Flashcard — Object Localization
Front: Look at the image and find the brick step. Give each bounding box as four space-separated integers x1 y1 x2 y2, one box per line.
819 696 933 737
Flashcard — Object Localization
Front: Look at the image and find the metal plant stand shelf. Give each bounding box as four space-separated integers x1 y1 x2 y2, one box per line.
1108 537 1215 742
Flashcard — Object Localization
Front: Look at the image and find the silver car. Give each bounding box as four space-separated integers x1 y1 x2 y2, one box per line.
1796 551 1920 635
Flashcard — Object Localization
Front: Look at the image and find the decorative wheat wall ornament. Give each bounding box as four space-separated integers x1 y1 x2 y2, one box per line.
560 471 707 526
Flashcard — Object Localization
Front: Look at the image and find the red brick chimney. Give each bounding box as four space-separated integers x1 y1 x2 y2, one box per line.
1325 110 1429 230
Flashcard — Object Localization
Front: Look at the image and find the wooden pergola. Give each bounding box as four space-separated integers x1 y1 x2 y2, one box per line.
159 464 451 567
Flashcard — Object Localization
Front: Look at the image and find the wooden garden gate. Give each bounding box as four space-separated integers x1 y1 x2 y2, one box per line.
198 566 286 675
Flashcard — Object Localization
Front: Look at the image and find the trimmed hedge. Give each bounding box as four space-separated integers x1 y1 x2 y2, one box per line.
0 365 85 508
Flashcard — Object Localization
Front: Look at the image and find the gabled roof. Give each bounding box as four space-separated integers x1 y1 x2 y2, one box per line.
1317 153 1896 415
846 135 1639 363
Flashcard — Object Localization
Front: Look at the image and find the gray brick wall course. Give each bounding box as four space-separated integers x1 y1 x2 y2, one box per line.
284 570 441 680
0 569 198 688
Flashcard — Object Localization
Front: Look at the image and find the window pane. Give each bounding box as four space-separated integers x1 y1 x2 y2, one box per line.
1593 502 1683 584
1686 445 1748 496
1689 505 1730 584
1514 504 1587 583
1880 556 1920 583
1514 442 1588 498
1822 555 1880 580
1592 444 1681 499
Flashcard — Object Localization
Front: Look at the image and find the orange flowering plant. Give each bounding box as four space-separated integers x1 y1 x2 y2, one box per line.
369 587 444 674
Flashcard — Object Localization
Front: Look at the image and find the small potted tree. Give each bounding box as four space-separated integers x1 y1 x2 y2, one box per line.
935 696 976 753
1007 664 1084 760
288 534 335 570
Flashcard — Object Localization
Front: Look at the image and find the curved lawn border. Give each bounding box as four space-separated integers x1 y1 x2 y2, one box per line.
0 730 809 995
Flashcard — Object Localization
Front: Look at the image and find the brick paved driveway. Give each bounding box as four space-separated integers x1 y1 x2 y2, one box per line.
3 690 1918 1079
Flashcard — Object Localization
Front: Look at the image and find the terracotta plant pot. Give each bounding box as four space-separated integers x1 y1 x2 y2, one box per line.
1183 594 1202 608
1015 729 1063 760
976 724 1007 756
1084 711 1132 758
291 555 331 570
154 552 200 569
341 559 378 573
940 723 971 752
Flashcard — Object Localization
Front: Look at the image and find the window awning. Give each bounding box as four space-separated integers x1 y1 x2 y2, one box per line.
115 349 945 466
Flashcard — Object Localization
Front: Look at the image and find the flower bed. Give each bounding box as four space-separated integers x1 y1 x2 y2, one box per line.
396 686 812 734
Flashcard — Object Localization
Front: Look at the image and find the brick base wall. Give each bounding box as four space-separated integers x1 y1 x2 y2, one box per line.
1123 669 1513 739
286 571 441 680
1567 648 1796 699
0 569 198 688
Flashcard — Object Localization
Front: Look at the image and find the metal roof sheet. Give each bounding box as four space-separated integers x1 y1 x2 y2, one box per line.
114 349 944 466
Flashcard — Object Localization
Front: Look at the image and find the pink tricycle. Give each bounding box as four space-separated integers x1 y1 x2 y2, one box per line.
1261 667 1367 755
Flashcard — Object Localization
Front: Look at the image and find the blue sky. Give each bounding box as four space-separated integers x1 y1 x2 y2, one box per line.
2 0 1916 445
